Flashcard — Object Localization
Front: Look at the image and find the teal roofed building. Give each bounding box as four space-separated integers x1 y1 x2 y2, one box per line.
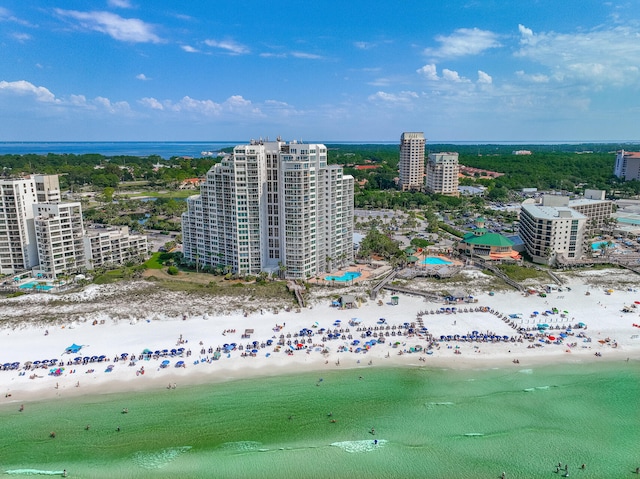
459 231 521 261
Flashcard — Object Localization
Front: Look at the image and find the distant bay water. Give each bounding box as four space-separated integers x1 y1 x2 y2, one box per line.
0 142 240 160
2 140 636 160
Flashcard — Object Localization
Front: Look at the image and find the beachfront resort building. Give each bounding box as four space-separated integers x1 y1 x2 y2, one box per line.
182 138 355 279
0 174 148 280
425 152 459 196
398 132 425 191
567 190 613 236
0 174 61 275
84 226 148 270
458 230 521 262
32 202 86 279
613 150 640 181
519 202 588 264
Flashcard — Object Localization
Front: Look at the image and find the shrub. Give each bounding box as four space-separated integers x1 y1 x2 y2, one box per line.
167 266 179 275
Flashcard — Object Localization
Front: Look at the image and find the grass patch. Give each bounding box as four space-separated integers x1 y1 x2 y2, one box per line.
497 264 547 282
93 269 126 284
144 252 168 269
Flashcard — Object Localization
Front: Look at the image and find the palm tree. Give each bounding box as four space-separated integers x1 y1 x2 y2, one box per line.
325 256 333 272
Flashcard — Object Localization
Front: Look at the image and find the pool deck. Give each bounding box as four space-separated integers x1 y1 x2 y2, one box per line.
311 264 380 285
416 253 463 269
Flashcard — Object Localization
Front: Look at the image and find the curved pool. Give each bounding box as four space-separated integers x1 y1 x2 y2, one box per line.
325 271 362 282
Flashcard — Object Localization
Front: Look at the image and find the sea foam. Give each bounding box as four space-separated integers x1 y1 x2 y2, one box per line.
331 439 387 453
132 446 192 469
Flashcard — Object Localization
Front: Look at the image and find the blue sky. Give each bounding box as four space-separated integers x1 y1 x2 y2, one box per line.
1 0 639 142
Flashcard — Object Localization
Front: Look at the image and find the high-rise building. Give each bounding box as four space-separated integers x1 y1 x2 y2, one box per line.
182 138 354 279
398 132 425 191
0 177 39 274
425 152 459 196
33 202 86 279
614 150 640 181
0 174 147 279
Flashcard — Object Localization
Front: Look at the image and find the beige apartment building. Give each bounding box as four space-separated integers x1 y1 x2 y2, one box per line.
398 132 425 191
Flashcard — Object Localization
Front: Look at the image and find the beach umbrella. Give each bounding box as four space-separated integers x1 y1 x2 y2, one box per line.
251 349 258 354
548 336 556 341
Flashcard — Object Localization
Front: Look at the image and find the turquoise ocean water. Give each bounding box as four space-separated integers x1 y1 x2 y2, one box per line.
1 361 638 478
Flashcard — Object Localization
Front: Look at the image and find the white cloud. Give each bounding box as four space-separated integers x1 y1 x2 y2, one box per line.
368 91 419 104
259 52 286 58
11 32 31 42
204 39 249 55
515 70 550 83
139 97 163 110
55 9 162 43
0 80 59 103
516 24 640 87
181 45 199 53
94 96 131 113
354 41 373 49
108 0 133 8
442 69 469 83
477 70 492 84
68 94 88 107
425 28 501 59
518 24 533 39
0 7 32 27
135 73 150 81
417 63 439 81
290 51 323 60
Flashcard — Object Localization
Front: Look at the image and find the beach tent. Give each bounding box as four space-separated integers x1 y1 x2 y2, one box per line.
340 295 357 309
65 344 82 354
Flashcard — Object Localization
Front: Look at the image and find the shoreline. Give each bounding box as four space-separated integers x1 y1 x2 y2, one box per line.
2 268 640 406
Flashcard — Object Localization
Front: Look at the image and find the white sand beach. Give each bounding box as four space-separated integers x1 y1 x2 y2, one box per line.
2 268 640 405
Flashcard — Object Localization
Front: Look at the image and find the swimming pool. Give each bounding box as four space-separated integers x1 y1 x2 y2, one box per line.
421 256 453 265
325 271 362 282
591 241 615 251
19 281 54 291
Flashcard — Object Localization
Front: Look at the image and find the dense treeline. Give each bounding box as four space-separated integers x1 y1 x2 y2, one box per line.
326 143 640 198
2 142 640 196
0 153 216 190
